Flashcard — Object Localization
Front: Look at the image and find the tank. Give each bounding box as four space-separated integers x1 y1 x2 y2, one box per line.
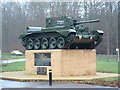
19 16 104 50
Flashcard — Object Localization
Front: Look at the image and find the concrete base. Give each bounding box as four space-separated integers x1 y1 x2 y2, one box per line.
26 49 96 77
1 71 118 82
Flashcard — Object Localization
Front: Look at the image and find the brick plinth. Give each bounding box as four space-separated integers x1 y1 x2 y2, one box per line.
25 49 96 77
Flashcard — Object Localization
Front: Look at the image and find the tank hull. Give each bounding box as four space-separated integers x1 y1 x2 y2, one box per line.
19 16 104 50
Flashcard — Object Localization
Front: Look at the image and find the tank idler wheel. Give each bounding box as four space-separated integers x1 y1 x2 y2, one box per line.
49 37 56 49
21 37 27 46
34 39 40 50
26 39 34 50
41 38 48 49
67 33 75 42
57 37 65 49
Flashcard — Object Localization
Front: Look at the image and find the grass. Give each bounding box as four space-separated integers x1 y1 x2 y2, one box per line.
96 54 119 74
94 76 119 81
1 61 25 72
0 53 25 60
96 54 118 60
96 60 118 73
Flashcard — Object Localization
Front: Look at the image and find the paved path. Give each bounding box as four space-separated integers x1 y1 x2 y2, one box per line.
1 59 25 64
0 80 116 88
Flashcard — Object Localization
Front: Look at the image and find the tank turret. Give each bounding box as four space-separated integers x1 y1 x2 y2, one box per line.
46 16 100 28
19 16 104 50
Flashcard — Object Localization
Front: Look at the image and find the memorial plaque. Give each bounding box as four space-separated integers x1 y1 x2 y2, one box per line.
34 53 51 66
37 67 47 75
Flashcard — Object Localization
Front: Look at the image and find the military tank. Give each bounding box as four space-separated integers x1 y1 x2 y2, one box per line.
19 16 104 50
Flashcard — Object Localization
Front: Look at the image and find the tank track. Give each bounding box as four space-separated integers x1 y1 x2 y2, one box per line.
21 33 102 50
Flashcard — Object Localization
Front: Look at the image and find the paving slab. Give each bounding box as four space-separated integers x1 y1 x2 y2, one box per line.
0 80 116 88
1 59 25 64
0 71 119 82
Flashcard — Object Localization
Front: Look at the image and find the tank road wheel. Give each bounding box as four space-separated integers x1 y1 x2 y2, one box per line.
21 37 27 46
41 38 48 49
57 37 65 49
34 39 40 50
49 37 56 49
26 39 34 50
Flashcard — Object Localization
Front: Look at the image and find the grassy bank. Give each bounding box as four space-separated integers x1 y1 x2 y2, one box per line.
1 55 119 87
1 59 118 73
0 53 25 60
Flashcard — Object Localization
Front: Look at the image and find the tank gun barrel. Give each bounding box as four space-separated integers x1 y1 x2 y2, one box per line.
74 19 100 25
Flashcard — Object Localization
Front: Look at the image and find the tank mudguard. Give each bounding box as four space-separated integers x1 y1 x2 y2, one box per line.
57 29 76 37
91 30 104 36
91 30 104 40
96 30 104 35
18 33 32 39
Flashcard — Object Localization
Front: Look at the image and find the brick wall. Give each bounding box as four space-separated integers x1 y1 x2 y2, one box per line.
25 49 96 77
